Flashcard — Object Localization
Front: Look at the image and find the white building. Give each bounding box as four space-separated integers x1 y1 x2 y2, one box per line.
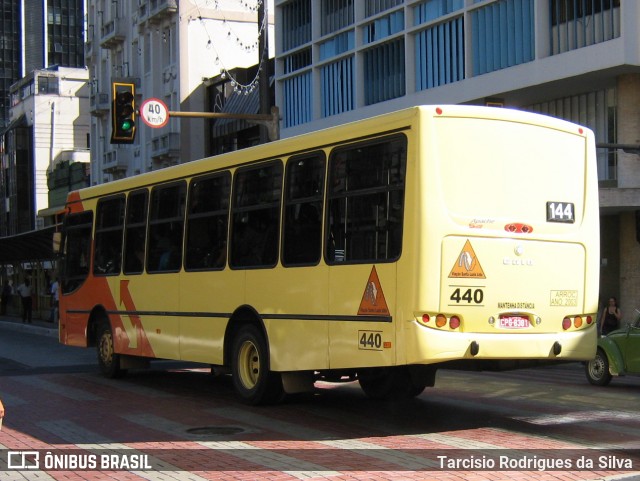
86 0 275 183
1 66 90 234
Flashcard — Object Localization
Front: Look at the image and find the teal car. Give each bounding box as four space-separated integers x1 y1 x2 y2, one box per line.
585 317 640 385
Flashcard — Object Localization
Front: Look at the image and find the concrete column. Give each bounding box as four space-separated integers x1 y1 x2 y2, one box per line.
618 210 640 326
616 74 640 188
615 74 640 324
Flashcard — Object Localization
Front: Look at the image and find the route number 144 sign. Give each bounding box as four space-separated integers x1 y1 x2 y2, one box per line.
139 98 169 129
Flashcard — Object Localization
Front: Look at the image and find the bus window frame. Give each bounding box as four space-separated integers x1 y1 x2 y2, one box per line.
93 194 126 277
123 189 149 275
60 210 94 294
184 171 231 272
282 151 326 267
229 160 284 270
146 180 187 274
325 134 407 265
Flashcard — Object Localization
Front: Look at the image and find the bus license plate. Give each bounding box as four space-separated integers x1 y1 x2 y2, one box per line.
498 316 530 329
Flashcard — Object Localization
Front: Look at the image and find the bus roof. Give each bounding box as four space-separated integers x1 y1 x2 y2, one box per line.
68 105 589 205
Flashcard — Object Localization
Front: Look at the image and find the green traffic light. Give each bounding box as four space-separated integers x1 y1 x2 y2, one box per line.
120 119 134 131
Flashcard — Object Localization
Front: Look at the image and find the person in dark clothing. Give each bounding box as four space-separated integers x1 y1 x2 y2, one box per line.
16 279 33 323
1 282 11 316
600 296 621 336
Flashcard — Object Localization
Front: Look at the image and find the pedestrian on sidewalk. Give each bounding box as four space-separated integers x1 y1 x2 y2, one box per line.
0 398 5 429
16 279 33 323
1 281 11 315
50 277 59 323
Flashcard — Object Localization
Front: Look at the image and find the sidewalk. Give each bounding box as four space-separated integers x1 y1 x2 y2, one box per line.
0 314 58 338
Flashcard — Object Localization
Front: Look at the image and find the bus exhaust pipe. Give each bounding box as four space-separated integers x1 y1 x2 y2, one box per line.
470 341 479 356
552 342 562 356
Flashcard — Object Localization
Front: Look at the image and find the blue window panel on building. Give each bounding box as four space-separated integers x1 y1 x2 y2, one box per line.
321 56 354 117
415 17 464 90
364 38 405 106
282 0 311 52
414 0 464 25
472 0 535 76
363 11 404 44
550 0 620 54
365 0 403 17
321 0 354 36
283 72 312 128
319 31 354 61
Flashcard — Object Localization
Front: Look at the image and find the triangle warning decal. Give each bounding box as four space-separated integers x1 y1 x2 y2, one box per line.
449 240 486 279
358 266 390 316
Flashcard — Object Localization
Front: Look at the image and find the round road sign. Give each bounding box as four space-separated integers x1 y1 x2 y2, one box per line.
139 98 169 128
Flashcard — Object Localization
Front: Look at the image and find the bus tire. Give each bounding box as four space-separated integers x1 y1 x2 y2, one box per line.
585 348 612 386
359 366 426 400
231 324 283 405
96 321 126 379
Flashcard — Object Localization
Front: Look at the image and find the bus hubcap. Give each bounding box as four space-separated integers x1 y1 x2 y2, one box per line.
238 341 260 389
100 333 113 363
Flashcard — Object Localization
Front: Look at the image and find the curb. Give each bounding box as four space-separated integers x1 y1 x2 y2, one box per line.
0 318 58 338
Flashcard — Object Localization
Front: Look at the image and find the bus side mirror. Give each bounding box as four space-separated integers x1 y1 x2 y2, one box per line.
52 232 61 253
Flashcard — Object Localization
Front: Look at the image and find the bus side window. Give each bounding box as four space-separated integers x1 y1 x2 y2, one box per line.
185 172 230 270
61 211 93 293
147 182 186 273
282 153 325 266
327 135 407 263
230 161 283 269
123 190 149 275
93 195 125 275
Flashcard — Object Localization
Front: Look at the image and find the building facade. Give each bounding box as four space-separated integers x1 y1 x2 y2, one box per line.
0 0 86 128
85 0 274 184
0 66 90 235
274 0 640 319
0 0 88 235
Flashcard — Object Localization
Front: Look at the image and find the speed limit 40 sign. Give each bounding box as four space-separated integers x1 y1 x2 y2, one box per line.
139 98 169 128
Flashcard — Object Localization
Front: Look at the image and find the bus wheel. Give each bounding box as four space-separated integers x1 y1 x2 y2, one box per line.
231 324 283 405
359 366 426 400
585 348 612 386
96 322 125 379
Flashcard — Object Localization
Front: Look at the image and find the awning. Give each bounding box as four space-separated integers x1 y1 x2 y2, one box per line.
212 77 274 138
212 88 261 137
37 205 66 218
0 115 27 137
0 226 58 264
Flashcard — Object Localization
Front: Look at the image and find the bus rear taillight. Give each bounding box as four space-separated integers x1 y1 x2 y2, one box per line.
418 312 462 330
562 315 594 330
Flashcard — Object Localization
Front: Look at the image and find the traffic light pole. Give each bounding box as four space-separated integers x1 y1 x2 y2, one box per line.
167 106 280 142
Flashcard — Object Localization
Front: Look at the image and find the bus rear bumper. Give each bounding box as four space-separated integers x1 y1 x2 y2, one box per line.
406 322 597 364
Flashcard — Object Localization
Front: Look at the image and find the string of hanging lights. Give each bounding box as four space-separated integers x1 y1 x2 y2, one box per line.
191 0 267 96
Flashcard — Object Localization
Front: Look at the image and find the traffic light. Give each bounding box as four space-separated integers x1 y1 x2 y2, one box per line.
111 81 136 144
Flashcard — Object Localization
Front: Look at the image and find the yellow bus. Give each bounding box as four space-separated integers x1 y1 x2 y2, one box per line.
58 105 599 404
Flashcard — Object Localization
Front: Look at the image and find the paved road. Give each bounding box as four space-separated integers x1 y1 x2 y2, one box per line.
0 317 639 481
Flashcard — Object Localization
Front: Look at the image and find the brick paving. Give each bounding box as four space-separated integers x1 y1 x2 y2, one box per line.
0 319 639 481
